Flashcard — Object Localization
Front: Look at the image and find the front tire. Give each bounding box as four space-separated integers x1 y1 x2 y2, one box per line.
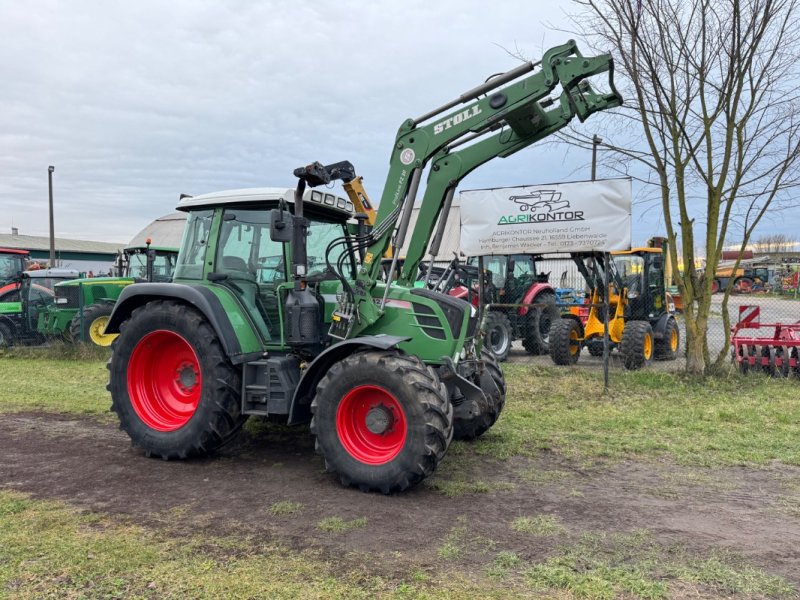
620 321 654 370
453 349 506 440
70 303 118 347
311 350 453 493
549 318 582 365
108 300 248 459
654 316 680 361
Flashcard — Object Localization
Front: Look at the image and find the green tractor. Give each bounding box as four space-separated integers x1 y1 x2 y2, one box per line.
105 41 622 492
39 244 178 346
0 268 79 347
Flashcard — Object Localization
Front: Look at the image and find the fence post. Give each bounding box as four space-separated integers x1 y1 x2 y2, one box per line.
78 282 85 342
603 252 610 391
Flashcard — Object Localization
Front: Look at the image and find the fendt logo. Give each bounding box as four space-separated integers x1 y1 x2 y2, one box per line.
498 190 585 225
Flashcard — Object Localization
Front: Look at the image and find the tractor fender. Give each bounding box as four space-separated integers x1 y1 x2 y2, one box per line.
105 283 243 359
651 313 673 340
560 313 585 338
518 283 555 316
287 335 411 425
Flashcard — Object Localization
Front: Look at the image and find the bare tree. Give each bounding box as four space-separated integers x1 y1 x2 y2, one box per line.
754 233 798 253
567 0 800 375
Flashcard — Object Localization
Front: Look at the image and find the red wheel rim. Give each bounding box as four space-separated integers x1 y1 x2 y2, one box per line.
127 330 202 431
336 385 407 465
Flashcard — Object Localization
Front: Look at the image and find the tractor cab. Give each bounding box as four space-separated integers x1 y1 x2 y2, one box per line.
467 254 549 303
0 249 28 286
173 187 356 349
610 248 669 321
120 246 179 282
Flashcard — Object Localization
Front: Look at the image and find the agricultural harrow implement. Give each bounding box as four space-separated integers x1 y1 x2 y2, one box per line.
731 305 800 377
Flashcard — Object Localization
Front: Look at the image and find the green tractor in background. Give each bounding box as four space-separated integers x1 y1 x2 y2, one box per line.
39 243 178 346
105 41 622 492
0 269 81 347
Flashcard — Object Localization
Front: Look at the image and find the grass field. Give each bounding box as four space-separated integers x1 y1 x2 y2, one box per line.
3 349 799 467
1 348 799 599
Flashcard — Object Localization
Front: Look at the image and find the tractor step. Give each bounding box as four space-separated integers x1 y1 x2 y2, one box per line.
242 356 301 416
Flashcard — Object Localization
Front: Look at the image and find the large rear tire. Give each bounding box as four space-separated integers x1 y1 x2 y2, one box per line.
311 350 453 493
620 321 654 370
483 311 512 362
453 348 506 441
549 318 582 365
654 316 680 361
70 303 118 347
107 300 248 459
521 290 560 356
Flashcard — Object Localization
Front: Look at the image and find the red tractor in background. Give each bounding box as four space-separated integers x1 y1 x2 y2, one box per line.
0 248 29 285
421 253 560 361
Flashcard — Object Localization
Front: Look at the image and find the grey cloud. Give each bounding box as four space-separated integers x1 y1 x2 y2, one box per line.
1 0 592 243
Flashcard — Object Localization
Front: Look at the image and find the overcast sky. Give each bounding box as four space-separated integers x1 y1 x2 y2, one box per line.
2 1 791 248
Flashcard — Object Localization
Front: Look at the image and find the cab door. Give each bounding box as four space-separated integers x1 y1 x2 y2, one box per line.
214 208 288 345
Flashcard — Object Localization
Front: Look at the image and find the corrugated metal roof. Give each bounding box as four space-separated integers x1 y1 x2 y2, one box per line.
128 212 187 248
0 233 122 255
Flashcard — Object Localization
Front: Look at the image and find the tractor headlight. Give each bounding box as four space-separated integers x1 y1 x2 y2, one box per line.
55 297 68 304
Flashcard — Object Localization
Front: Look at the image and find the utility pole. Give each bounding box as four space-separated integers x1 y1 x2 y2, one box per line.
590 134 610 390
591 135 602 181
48 165 55 267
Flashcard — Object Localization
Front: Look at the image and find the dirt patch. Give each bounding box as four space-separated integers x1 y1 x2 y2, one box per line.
2 412 799 586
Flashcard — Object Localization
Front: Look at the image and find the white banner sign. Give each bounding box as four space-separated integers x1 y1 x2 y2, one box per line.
459 178 632 255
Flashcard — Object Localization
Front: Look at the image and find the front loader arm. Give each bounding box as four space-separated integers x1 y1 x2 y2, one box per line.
335 40 621 338
359 40 619 283
398 79 621 286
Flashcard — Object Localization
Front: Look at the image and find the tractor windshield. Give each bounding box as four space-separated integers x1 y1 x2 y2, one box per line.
614 255 644 297
175 210 214 280
466 254 543 300
307 220 351 278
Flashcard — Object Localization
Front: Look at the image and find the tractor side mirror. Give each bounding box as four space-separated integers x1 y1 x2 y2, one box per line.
270 209 294 243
